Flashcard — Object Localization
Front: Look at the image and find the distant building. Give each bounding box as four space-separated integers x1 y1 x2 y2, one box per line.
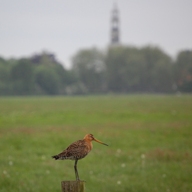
31 51 60 65
110 3 120 46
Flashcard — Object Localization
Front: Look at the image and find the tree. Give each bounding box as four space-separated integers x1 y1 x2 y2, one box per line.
174 50 192 92
10 59 35 95
105 45 173 93
31 51 75 94
140 46 173 92
0 57 11 95
35 65 61 95
71 48 106 93
105 46 143 92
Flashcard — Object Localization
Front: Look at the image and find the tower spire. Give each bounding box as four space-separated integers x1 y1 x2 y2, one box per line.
110 2 120 46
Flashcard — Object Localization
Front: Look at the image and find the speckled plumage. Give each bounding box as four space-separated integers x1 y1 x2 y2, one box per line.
52 139 92 160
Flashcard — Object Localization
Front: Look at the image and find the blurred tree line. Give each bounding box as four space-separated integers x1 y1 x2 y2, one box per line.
0 46 192 96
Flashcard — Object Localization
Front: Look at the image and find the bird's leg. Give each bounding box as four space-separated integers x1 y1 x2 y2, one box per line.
74 159 80 181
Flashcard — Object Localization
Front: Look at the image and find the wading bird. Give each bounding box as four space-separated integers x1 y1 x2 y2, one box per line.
52 134 108 180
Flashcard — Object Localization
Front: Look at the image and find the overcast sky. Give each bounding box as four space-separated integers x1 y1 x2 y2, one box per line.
0 0 192 68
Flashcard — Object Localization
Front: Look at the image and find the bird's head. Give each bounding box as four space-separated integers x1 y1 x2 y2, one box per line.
84 134 108 146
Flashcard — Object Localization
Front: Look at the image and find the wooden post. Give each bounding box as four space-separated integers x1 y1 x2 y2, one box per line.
61 181 85 192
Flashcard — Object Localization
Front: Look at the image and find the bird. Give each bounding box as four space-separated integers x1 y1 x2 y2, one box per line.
52 133 108 180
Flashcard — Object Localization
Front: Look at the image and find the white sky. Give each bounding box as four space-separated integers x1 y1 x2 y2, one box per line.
0 0 192 68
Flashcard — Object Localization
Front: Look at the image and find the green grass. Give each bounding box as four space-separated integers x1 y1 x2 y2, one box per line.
0 95 192 192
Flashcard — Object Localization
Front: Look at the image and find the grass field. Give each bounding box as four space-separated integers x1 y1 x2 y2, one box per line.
0 95 192 192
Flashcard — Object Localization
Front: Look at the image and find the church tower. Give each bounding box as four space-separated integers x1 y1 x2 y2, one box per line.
110 3 120 46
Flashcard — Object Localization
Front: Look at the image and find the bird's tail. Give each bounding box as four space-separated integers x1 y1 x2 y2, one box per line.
52 155 59 160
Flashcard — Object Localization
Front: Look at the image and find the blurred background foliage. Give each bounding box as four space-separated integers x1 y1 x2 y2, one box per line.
0 45 192 95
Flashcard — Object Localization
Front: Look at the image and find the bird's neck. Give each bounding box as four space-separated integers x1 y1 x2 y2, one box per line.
85 140 93 151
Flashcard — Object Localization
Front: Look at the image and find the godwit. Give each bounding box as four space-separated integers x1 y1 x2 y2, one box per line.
52 134 108 180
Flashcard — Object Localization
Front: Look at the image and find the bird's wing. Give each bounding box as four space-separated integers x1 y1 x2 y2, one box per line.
58 140 88 159
66 140 88 157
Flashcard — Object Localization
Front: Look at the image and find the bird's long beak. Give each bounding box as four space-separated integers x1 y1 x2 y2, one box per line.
93 137 108 146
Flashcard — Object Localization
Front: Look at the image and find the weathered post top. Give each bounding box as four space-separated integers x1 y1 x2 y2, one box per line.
61 180 85 192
